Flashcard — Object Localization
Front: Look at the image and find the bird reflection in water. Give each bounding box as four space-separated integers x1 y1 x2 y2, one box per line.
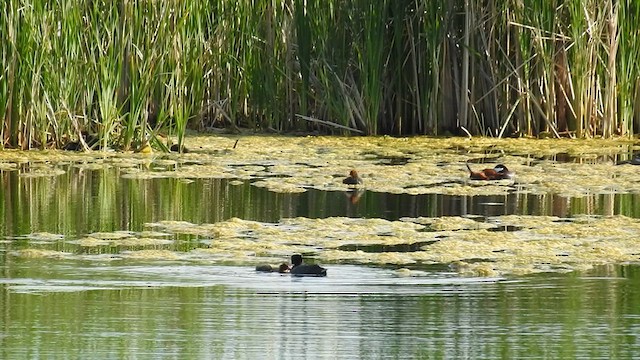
345 188 365 204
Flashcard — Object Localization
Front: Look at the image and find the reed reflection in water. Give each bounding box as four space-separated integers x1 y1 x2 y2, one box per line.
2 166 640 238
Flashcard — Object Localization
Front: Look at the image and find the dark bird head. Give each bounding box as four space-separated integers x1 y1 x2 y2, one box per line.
493 164 514 179
291 254 303 267
494 164 508 173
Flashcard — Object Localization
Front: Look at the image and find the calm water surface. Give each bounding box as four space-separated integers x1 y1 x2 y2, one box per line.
1 163 640 359
2 262 639 359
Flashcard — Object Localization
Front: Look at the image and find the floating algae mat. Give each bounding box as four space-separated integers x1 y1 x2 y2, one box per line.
4 135 640 277
10 215 640 277
0 135 639 196
150 215 640 276
185 135 640 197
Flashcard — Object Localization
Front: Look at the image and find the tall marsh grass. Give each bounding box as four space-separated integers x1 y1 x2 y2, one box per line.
1 0 640 150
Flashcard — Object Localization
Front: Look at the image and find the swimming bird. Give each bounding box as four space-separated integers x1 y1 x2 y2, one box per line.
255 263 290 273
290 254 327 277
466 163 514 180
343 170 363 185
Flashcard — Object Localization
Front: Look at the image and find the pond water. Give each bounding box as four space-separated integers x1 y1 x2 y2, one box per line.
1 136 640 358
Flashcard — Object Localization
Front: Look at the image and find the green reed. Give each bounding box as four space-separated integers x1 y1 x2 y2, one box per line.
617 0 640 136
2 0 640 150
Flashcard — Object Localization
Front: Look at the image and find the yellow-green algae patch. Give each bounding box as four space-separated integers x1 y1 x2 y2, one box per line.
0 162 17 170
63 230 175 248
70 237 112 247
0 135 639 196
18 167 66 178
22 232 65 242
412 216 496 231
133 136 640 196
143 215 640 276
87 231 134 240
175 135 640 196
69 236 174 248
10 214 640 276
138 231 173 238
12 249 72 259
121 249 181 260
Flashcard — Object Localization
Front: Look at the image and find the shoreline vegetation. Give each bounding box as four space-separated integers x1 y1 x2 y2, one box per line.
1 1 639 151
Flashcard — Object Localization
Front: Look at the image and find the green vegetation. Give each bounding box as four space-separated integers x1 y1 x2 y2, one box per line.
1 0 639 150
